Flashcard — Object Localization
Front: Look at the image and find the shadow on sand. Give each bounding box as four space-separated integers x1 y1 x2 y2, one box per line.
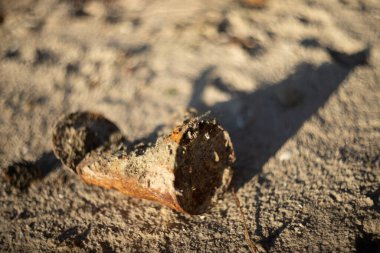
188 61 354 190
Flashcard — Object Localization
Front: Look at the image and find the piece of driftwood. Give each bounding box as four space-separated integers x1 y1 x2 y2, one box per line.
52 111 235 214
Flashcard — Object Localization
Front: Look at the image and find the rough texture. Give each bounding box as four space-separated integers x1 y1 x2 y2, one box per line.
174 119 234 214
52 111 235 214
52 111 126 171
1 0 380 252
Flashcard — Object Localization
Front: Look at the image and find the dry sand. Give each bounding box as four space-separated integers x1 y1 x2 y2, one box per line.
0 0 379 252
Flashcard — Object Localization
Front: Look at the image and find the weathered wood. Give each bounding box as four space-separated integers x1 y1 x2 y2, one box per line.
52 111 235 214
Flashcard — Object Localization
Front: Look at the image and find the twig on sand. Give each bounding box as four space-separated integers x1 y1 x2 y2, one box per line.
232 187 258 253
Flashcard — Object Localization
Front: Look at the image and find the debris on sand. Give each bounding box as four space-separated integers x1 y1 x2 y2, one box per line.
52 111 235 214
326 46 371 68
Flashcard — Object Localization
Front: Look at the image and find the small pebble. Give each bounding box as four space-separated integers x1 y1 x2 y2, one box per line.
330 192 342 202
279 150 292 161
362 197 374 207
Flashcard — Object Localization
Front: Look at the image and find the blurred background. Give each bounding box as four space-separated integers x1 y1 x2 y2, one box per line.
0 0 379 252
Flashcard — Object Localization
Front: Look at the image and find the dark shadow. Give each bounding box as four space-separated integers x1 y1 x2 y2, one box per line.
366 187 380 212
355 233 380 253
253 178 291 251
260 221 290 251
300 38 321 48
2 112 127 190
100 241 116 253
188 61 355 189
57 225 92 247
2 151 60 191
35 151 61 177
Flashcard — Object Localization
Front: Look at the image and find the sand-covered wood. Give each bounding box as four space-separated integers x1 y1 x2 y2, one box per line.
52 111 235 214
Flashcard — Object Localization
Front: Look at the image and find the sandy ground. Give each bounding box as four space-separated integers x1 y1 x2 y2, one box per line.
0 0 380 252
